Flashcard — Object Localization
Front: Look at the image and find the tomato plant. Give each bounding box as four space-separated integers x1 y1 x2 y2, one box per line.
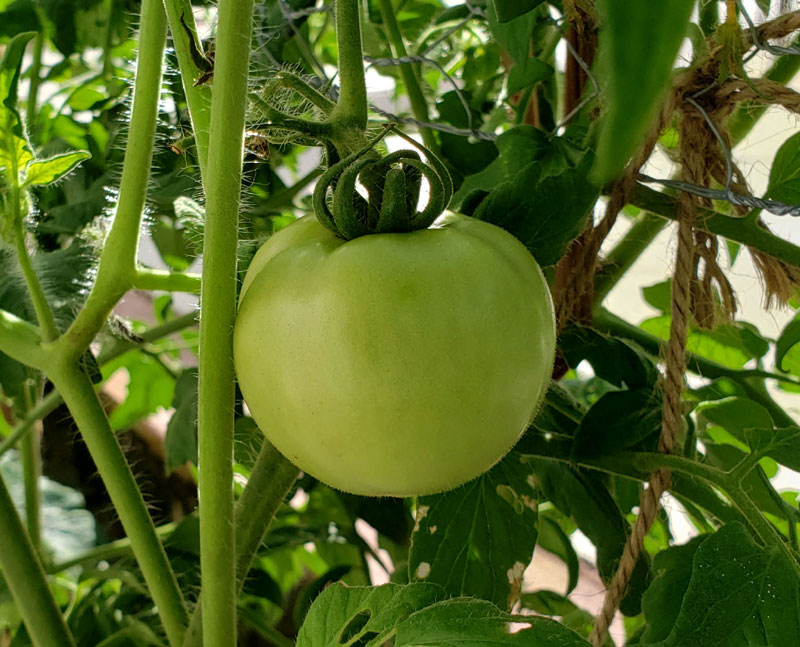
2 1 800 647
235 214 555 496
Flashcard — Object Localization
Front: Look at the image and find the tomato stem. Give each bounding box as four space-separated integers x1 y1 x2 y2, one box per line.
0 470 77 647
195 0 256 644
57 0 169 362
161 0 212 174
51 365 189 647
330 0 368 131
182 441 299 647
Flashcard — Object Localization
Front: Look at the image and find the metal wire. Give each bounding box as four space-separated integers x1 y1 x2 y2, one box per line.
638 174 800 216
368 103 498 140
364 54 474 132
739 0 800 57
553 37 600 132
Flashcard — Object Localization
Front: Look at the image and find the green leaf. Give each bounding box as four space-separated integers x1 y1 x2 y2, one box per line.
491 0 544 23
0 2 40 38
642 280 671 314
487 4 536 64
639 537 704 643
408 449 538 609
520 590 595 637
296 582 443 647
0 31 35 115
436 90 498 177
743 426 800 473
394 597 590 646
474 156 599 267
0 31 35 180
453 127 553 209
641 523 794 647
164 369 198 471
560 324 658 390
695 397 773 444
593 0 695 182
22 150 91 187
506 56 552 96
571 387 662 460
766 128 800 205
536 515 580 596
776 317 800 372
640 316 769 369
523 457 650 615
336 492 414 548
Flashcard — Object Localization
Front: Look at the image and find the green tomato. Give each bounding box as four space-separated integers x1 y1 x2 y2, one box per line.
234 214 555 497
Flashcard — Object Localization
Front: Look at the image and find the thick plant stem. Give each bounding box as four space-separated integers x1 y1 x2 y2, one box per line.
161 0 212 174
376 0 438 152
51 366 188 647
0 312 199 459
182 442 298 647
197 0 255 645
0 472 77 647
331 0 368 129
59 0 168 361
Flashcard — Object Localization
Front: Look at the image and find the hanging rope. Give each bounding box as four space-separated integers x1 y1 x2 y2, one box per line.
588 188 694 646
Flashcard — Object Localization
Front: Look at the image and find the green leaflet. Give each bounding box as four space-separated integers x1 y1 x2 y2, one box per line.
592 0 695 182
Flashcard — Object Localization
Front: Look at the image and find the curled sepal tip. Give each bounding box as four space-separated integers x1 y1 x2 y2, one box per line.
312 125 453 240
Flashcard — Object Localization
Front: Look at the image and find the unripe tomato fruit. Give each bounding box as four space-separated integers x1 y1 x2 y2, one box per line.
233 214 556 497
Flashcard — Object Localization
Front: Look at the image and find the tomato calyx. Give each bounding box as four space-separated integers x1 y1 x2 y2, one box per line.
313 125 453 239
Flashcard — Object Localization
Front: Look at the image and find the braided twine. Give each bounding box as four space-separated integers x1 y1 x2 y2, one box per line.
575 11 800 643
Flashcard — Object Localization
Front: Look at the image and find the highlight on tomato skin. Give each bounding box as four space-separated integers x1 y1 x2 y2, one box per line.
233 213 556 497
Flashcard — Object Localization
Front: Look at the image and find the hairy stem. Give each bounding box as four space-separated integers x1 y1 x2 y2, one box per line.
376 0 438 151
47 522 176 574
59 0 168 361
0 311 199 459
12 215 60 342
161 0 212 174
330 0 368 130
196 0 255 645
234 443 298 582
0 472 77 647
51 365 188 647
631 184 800 269
182 441 298 647
133 268 202 293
